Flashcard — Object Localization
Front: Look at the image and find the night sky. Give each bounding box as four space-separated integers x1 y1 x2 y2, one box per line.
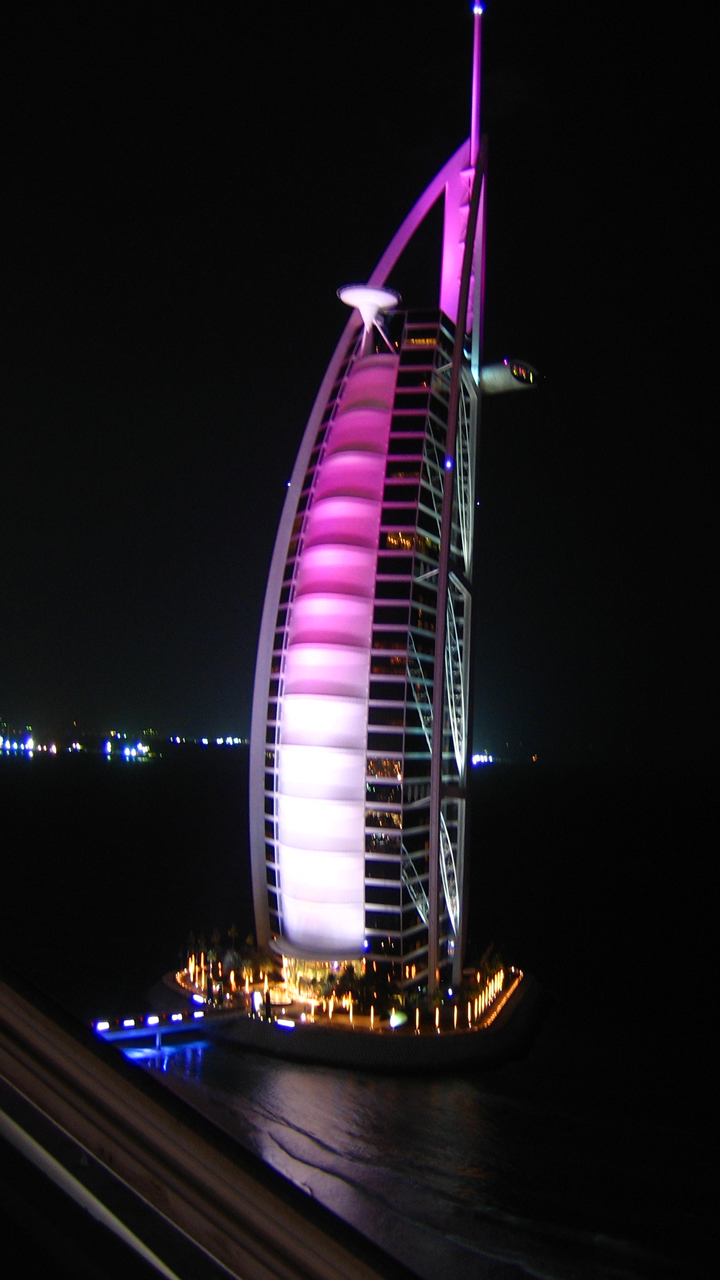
2 3 709 762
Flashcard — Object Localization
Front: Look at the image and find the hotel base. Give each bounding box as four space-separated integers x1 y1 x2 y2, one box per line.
200 971 545 1073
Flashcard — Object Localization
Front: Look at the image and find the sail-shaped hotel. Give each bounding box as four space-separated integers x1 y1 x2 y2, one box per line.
248 8 534 999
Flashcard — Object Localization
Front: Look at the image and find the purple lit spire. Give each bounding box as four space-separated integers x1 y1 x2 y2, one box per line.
440 4 484 337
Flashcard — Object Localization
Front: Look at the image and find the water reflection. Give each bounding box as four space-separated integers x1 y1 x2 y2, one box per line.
121 1039 209 1075
138 1040 671 1280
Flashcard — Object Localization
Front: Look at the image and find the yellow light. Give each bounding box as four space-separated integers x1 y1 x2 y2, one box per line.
415 1007 420 1032
453 1005 458 1029
467 1001 472 1026
370 1006 375 1029
435 1007 440 1031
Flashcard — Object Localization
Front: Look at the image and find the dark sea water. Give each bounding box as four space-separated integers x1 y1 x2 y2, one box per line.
1 750 713 1277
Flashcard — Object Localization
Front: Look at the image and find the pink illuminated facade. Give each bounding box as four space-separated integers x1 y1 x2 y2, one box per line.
250 9 488 992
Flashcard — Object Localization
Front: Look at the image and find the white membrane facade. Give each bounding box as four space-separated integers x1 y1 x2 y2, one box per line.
277 355 399 956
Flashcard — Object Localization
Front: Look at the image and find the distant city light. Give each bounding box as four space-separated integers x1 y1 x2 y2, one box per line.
1 724 246 762
146 1015 159 1026
471 752 493 765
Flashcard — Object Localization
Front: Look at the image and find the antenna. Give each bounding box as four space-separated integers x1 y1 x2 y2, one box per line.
471 3 483 167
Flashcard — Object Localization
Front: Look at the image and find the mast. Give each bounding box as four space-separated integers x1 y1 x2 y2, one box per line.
427 3 485 995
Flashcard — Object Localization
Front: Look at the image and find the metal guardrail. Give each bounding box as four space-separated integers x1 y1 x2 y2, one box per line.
0 976 415 1280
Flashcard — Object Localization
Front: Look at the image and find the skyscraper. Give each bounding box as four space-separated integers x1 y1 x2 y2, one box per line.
249 8 531 998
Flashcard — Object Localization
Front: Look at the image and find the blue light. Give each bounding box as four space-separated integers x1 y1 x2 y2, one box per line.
444 457 453 470
146 1015 159 1026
